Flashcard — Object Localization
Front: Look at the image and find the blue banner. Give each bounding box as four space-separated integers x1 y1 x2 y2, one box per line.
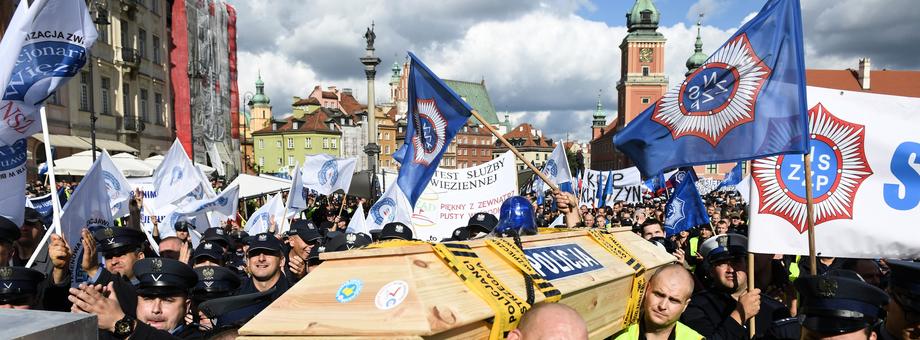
523 243 604 281
664 171 710 236
613 0 809 178
717 162 744 190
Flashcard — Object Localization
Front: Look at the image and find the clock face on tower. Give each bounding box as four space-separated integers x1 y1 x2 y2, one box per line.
639 47 653 63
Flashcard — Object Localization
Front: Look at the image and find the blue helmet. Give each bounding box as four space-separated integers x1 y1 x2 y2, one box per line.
494 196 537 236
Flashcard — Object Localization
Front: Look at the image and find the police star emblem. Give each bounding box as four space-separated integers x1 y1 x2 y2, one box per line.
411 98 448 166
752 103 872 233
652 33 771 145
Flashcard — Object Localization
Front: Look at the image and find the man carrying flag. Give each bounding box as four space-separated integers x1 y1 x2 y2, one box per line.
614 0 809 179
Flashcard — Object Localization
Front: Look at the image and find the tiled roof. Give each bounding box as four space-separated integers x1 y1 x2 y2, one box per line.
443 79 499 125
806 69 920 98
293 97 320 106
338 93 367 117
499 123 553 149
321 91 338 99
252 109 340 135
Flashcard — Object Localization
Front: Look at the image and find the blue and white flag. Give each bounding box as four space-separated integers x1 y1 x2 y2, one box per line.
613 0 809 178
28 188 66 227
346 202 369 236
365 183 413 232
244 193 285 235
0 0 97 225
663 171 709 236
152 140 202 209
716 162 744 191
301 155 356 196
98 150 133 217
59 155 113 250
286 162 307 218
392 52 473 206
173 184 239 218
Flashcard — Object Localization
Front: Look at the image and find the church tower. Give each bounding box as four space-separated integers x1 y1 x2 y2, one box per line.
247 71 273 138
615 0 668 129
685 15 708 76
591 92 606 140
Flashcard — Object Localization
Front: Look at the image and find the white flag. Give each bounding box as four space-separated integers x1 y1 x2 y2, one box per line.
286 162 307 218
736 175 752 204
59 156 113 250
346 202 368 236
173 184 239 218
152 140 201 209
0 0 97 225
244 193 285 235
206 142 225 177
539 143 573 187
301 155 357 196
365 184 413 232
98 150 133 217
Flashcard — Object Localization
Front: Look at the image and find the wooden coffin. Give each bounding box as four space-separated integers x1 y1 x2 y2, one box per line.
239 228 675 339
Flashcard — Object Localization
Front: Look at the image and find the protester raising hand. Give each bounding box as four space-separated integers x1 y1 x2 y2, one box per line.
81 228 99 278
68 282 125 333
49 233 73 285
553 190 580 228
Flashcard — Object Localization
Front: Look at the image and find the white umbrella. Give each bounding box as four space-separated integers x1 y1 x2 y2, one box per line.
143 155 216 175
110 153 156 177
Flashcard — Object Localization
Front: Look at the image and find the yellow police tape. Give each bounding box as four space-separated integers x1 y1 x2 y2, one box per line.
485 239 562 303
587 230 647 326
537 227 575 234
365 239 430 249
432 243 530 340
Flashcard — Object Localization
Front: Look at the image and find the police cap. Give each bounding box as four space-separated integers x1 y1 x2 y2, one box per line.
887 260 920 312
467 212 498 234
0 266 44 305
699 233 747 265
192 266 241 301
246 233 282 255
380 222 413 241
0 215 20 243
23 207 44 226
203 227 231 248
192 241 225 263
447 227 471 241
133 258 198 297
174 220 193 232
288 220 323 244
92 226 146 254
795 270 889 334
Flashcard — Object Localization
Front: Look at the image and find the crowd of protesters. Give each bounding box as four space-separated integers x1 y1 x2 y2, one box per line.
1 177 917 340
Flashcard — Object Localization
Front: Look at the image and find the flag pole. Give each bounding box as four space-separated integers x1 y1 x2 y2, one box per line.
337 193 347 217
802 153 818 275
747 252 756 337
471 110 559 192
39 107 63 236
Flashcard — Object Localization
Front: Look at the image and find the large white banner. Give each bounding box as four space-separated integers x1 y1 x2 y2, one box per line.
411 151 517 241
749 86 920 259
578 168 644 207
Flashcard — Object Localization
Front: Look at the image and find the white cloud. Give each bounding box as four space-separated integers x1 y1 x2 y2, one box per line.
687 0 730 22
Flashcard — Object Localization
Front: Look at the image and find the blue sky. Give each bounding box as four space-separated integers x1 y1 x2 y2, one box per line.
578 0 763 29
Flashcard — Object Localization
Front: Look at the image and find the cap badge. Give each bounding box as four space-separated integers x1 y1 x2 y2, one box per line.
151 258 163 272
103 228 115 238
318 246 326 253
216 229 224 235
204 243 213 250
0 267 12 280
258 234 268 241
817 277 838 298
717 235 729 249
477 214 485 222
346 234 357 243
202 267 215 280
395 225 404 233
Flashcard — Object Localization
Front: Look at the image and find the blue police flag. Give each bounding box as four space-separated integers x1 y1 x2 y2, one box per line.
663 170 710 236
393 52 473 206
716 162 743 190
613 0 809 178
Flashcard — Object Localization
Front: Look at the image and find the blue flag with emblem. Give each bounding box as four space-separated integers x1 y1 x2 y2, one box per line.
663 170 710 236
613 0 809 179
392 52 473 206
716 162 744 190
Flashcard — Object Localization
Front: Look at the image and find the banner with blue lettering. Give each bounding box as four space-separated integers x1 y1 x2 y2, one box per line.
28 188 67 226
749 86 920 259
0 0 97 225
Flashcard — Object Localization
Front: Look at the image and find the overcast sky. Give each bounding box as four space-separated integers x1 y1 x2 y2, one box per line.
226 0 920 143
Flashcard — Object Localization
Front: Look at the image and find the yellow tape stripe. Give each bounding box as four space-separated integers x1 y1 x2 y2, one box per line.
365 239 430 249
587 230 647 326
432 243 530 340
485 239 562 303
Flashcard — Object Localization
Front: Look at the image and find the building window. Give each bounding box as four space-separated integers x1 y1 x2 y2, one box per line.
154 93 163 125
101 77 111 115
97 23 108 44
385 132 390 140
122 83 131 117
305 137 312 149
47 91 61 105
706 164 718 174
138 29 147 59
472 149 477 156
79 72 90 111
287 137 294 149
258 157 264 167
641 97 651 104
258 139 264 149
642 66 650 76
152 35 161 64
275 140 281 148
331 139 337 149
385 145 390 154
741 162 748 175
139 89 148 122
277 158 282 166
288 155 294 166
151 0 160 14
323 138 329 149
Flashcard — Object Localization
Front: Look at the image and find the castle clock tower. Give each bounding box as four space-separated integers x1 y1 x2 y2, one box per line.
615 0 668 130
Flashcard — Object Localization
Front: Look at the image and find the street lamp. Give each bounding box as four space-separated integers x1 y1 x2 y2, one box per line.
89 0 111 162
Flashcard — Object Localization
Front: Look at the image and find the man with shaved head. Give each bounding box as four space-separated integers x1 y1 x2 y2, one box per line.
614 263 703 340
506 302 588 340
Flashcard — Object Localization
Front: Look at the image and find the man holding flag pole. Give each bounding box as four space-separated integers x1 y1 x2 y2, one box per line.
613 0 810 338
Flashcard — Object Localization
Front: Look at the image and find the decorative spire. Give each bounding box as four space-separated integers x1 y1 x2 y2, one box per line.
685 13 708 75
592 89 606 128
251 69 271 106
626 0 660 33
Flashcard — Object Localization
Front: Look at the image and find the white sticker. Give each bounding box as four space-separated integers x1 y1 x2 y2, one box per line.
374 280 409 310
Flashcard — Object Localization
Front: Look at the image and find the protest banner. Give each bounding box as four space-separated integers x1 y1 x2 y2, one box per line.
410 151 517 241
578 168 644 207
749 86 920 259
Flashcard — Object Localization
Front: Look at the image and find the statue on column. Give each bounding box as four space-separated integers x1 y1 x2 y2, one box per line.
364 23 376 50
